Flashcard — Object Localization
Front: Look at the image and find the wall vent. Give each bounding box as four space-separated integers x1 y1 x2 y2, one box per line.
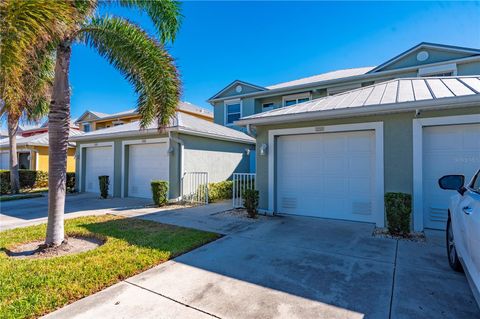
429 207 448 222
281 197 297 209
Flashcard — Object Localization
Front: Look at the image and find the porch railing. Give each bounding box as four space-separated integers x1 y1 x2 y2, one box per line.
232 173 256 208
181 172 208 205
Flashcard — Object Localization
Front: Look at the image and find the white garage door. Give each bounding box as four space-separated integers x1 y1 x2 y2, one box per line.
128 143 169 198
276 130 377 223
85 146 114 195
423 123 480 230
0 152 9 170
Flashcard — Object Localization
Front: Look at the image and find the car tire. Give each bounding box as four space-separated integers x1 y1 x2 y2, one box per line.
446 216 463 272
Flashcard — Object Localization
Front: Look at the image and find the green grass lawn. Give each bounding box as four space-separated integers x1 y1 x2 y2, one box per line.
0 193 44 202
0 215 219 318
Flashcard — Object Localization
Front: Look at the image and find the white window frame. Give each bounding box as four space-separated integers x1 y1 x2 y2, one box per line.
120 138 169 198
82 122 92 132
282 92 311 107
418 63 457 77
224 99 242 126
78 142 115 194
412 114 480 231
267 122 385 227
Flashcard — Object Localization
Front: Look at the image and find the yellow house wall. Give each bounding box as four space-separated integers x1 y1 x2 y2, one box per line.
35 146 76 172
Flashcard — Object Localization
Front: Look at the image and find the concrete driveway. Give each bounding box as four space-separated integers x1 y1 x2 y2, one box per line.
0 193 151 230
45 213 480 319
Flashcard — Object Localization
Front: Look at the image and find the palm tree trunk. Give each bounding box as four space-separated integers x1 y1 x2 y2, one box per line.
45 40 71 246
7 115 20 194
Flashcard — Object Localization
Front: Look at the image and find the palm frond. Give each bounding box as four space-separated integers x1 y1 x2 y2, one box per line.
116 0 182 42
0 0 78 114
80 16 180 129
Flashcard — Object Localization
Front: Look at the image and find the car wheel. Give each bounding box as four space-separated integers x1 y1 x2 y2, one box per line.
446 216 463 272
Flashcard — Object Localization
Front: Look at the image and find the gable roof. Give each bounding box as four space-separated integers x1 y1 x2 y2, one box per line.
75 102 213 124
266 67 374 90
70 111 254 144
236 76 480 126
368 42 480 74
0 129 82 148
208 80 267 101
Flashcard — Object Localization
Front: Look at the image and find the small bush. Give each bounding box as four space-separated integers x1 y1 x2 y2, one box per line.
151 180 169 206
385 192 411 235
243 189 259 218
66 173 76 193
98 175 109 199
0 170 9 194
208 181 233 203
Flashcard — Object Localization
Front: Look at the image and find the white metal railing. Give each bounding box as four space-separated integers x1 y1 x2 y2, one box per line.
181 172 208 204
233 173 256 208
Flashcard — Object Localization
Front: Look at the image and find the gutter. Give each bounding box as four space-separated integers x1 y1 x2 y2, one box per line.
208 56 480 103
235 94 480 126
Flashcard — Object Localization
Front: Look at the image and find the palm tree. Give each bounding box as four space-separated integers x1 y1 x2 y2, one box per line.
0 0 77 193
46 0 181 246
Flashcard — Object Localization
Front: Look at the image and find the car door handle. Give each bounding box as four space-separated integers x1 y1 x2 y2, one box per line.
462 206 473 215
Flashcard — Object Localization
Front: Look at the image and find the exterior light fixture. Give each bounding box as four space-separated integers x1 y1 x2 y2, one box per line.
259 143 268 156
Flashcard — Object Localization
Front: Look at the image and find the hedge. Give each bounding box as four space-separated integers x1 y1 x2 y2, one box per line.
385 192 412 235
207 181 233 203
0 170 75 194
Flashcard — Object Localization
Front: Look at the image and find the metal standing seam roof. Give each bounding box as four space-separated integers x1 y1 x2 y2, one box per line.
0 129 83 148
69 111 255 144
237 76 480 124
266 67 375 90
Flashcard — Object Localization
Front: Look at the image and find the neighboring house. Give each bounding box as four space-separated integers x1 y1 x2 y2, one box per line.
75 101 213 132
210 42 480 232
0 129 81 171
70 108 255 200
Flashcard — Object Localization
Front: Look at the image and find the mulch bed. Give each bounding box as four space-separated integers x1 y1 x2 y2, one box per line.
373 227 426 242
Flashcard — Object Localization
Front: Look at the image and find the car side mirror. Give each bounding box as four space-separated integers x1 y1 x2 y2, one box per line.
438 175 466 195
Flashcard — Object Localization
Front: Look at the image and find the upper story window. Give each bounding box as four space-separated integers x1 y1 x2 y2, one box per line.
83 123 91 132
282 93 311 107
224 99 241 125
113 121 125 127
418 63 457 77
262 102 275 111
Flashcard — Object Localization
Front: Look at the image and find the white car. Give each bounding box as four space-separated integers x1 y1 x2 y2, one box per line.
439 169 480 306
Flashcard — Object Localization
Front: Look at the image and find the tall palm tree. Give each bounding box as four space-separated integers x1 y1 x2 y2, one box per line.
0 0 78 193
46 0 181 246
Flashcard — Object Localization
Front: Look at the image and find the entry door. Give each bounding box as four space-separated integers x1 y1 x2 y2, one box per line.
422 123 480 230
128 143 169 198
85 146 114 195
276 130 376 223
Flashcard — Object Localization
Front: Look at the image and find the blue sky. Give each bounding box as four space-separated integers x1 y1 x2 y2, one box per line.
67 1 480 119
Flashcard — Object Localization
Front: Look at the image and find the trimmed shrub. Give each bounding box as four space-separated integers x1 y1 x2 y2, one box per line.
207 181 233 203
151 180 169 206
243 189 259 218
66 173 76 193
385 192 411 235
0 170 50 194
98 175 109 199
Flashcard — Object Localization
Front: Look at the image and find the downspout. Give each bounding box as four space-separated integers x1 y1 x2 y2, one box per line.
168 132 184 200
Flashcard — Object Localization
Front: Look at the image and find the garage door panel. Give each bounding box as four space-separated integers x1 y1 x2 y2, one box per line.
277 130 376 223
423 123 480 230
85 146 114 195
128 143 168 199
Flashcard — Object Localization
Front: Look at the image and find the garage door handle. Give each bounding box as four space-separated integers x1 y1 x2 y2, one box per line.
463 206 472 215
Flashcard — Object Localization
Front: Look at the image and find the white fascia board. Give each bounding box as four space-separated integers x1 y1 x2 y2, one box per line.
235 94 480 126
209 55 480 103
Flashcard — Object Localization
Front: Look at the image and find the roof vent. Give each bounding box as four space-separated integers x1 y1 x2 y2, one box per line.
416 51 429 62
